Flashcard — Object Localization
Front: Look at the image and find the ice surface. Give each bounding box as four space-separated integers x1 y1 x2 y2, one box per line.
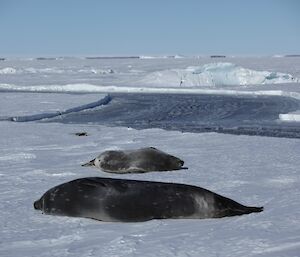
279 112 300 122
1 57 299 90
7 95 111 122
1 83 300 101
0 67 17 74
0 67 114 75
0 93 108 117
0 119 300 257
139 55 170 59
0 57 300 257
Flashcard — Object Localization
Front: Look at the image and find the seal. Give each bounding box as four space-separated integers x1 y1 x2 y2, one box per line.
82 147 187 173
33 177 263 222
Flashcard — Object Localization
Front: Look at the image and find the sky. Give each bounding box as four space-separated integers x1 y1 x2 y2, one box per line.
0 0 300 57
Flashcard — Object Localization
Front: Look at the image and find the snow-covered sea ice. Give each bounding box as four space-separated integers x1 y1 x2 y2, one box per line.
0 57 300 257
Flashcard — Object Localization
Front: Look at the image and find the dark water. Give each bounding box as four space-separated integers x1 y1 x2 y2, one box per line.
44 93 300 138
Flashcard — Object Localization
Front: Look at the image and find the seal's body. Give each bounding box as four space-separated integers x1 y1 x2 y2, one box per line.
34 177 263 222
82 147 186 173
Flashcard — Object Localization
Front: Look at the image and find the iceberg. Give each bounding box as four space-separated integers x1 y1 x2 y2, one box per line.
141 62 299 87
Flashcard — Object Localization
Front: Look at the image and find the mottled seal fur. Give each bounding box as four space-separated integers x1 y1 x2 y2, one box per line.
82 147 187 173
34 177 263 222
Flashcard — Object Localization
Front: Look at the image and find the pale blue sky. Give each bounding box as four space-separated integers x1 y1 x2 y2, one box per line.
0 0 299 56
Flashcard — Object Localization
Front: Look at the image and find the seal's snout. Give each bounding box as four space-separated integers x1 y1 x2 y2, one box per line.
34 199 42 210
177 159 188 170
82 159 95 167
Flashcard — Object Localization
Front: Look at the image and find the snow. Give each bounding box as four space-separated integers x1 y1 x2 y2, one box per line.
0 67 17 74
7 94 111 122
1 117 300 257
279 112 300 122
0 67 114 75
1 83 300 102
0 93 108 117
139 55 170 59
0 57 300 257
78 68 114 74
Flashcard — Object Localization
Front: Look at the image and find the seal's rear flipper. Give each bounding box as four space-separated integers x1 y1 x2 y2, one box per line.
228 205 264 217
243 206 264 214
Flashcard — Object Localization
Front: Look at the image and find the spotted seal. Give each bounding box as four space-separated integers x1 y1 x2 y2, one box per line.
34 177 263 222
82 147 187 173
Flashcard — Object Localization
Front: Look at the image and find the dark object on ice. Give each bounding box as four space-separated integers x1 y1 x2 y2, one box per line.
285 54 300 58
82 147 187 173
36 57 57 60
0 58 5 61
210 55 226 58
75 132 88 136
33 177 263 222
85 56 139 60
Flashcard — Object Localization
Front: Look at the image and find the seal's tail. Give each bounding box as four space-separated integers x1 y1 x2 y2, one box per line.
240 205 264 214
221 205 264 217
229 205 264 217
215 194 264 218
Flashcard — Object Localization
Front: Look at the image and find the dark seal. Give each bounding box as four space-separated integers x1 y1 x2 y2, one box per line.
34 177 263 222
82 147 187 173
